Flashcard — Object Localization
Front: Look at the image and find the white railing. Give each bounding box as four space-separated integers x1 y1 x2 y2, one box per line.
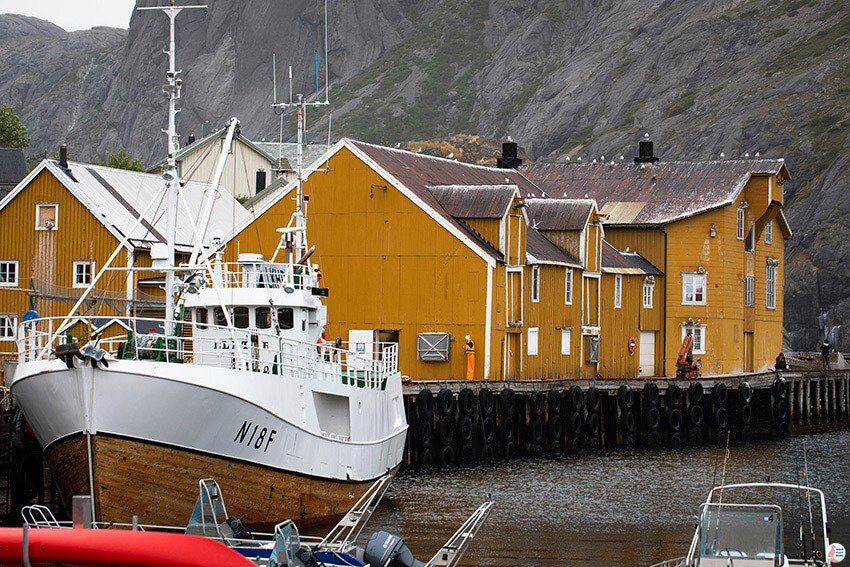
17 317 398 391
203 262 320 291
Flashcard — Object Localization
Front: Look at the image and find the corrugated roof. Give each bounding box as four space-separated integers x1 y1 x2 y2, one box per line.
601 240 663 275
428 185 516 219
526 228 582 268
4 160 250 251
519 159 789 225
253 142 330 171
0 148 26 185
524 198 594 230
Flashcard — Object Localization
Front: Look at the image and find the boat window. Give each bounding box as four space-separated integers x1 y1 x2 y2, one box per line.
234 307 249 329
699 505 781 561
256 307 271 329
214 307 227 326
196 308 208 329
278 308 294 330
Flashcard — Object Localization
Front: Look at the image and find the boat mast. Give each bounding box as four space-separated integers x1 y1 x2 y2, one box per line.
138 1 206 334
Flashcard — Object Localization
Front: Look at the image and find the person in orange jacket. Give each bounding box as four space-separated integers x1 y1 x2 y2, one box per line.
463 335 475 380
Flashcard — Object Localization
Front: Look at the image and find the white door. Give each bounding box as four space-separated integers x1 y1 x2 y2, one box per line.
639 331 656 376
348 330 374 370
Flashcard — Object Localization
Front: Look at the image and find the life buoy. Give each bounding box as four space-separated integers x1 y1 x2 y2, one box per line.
628 336 636 353
316 330 328 354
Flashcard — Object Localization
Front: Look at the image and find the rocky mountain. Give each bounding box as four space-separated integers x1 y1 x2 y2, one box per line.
0 0 849 351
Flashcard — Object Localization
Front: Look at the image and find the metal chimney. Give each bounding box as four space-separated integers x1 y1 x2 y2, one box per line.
59 144 68 168
634 134 659 164
497 141 522 169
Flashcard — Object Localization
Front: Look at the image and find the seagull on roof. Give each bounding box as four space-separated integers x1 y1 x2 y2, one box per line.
417 147 422 152
396 143 401 148
566 156 570 161
577 157 582 161
507 135 513 142
600 155 605 161
755 151 760 157
446 152 454 158
720 152 725 159
584 193 589 198
744 152 749 158
620 155 624 160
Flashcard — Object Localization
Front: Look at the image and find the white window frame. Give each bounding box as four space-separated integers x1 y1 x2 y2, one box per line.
561 328 571 355
736 206 745 240
36 203 59 231
0 315 16 340
745 275 754 307
643 277 654 308
766 265 776 310
528 327 539 356
531 265 540 303
765 220 773 244
682 273 707 305
565 268 573 305
73 261 94 288
681 325 706 355
0 260 18 287
614 274 622 309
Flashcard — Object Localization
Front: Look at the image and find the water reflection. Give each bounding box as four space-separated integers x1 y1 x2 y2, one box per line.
366 430 850 566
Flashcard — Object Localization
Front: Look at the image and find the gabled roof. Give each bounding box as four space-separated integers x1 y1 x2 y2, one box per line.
526 228 582 268
601 240 663 276
0 159 251 252
428 185 517 219
524 198 595 231
146 128 278 172
253 142 330 171
0 148 26 186
519 159 790 226
239 139 545 266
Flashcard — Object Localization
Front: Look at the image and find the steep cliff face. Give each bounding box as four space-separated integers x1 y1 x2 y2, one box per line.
0 0 848 350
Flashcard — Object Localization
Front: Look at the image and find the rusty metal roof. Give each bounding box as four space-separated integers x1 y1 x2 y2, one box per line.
428 185 516 219
524 198 595 230
519 159 789 225
601 240 663 275
526 228 582 267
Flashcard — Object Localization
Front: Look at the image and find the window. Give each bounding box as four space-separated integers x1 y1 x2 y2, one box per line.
736 206 745 240
256 307 271 329
0 261 18 287
234 306 249 328
196 308 208 329
528 327 538 356
531 265 540 303
565 268 573 305
766 265 776 309
745 276 754 307
214 307 227 326
643 276 654 308
745 227 755 253
561 328 571 355
73 261 93 288
0 316 16 340
614 275 622 308
277 308 294 330
36 204 58 230
682 325 706 355
682 273 707 305
765 221 773 244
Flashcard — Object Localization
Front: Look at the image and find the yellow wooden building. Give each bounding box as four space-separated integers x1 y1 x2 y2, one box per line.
520 142 791 375
0 155 249 362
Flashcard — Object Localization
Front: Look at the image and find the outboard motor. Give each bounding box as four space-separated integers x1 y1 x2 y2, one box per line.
365 531 426 567
225 514 251 539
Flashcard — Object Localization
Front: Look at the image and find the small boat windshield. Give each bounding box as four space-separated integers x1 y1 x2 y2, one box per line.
698 504 782 565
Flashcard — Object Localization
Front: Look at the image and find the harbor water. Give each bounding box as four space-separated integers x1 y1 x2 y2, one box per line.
365 430 850 566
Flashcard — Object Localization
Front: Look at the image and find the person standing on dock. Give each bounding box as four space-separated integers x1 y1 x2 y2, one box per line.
463 335 475 380
821 339 831 370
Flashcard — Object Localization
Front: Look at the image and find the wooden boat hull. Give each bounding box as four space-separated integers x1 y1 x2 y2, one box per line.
46 433 382 528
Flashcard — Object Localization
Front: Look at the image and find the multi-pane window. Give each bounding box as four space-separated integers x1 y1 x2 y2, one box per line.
682 273 707 305
0 316 16 340
765 221 773 244
736 206 745 240
36 204 58 230
682 326 706 355
0 261 18 286
528 327 539 356
643 277 654 308
73 261 93 288
745 276 754 307
614 275 622 308
531 265 540 303
565 268 573 305
561 328 571 355
766 265 776 309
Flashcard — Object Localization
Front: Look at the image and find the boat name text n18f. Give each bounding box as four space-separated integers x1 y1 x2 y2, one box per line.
234 421 277 452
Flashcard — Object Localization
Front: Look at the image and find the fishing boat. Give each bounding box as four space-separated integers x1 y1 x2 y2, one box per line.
7 2 407 528
652 481 845 567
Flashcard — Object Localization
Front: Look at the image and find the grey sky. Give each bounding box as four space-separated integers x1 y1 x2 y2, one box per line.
0 0 135 31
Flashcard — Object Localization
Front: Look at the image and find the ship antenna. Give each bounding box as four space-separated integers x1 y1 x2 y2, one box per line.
137 1 206 335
